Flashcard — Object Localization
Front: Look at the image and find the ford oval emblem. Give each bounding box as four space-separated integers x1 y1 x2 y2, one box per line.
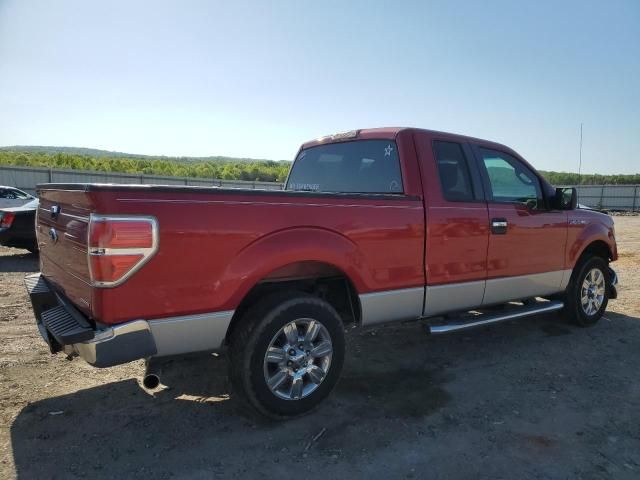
49 228 58 244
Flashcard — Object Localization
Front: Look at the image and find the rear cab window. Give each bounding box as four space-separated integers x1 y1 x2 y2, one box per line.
286 140 404 194
433 141 475 202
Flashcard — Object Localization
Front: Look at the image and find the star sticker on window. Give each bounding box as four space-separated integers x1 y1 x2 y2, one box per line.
384 144 393 157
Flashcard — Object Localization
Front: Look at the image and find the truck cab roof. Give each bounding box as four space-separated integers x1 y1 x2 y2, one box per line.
301 127 515 154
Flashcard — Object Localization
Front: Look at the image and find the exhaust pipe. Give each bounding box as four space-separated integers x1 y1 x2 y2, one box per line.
143 358 162 389
143 372 160 389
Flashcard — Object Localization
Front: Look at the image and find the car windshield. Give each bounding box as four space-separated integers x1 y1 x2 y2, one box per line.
286 140 403 194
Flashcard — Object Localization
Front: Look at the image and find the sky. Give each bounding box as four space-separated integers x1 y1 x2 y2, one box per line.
0 0 638 173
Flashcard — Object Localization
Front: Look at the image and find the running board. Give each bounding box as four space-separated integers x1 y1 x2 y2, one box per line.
428 301 564 335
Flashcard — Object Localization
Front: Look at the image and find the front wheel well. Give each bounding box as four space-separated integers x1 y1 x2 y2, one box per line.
566 240 612 288
225 267 360 347
578 240 612 264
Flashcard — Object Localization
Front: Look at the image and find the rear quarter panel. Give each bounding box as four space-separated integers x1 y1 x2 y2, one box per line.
91 189 425 324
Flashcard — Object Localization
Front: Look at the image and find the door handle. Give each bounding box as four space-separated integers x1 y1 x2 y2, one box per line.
491 218 508 234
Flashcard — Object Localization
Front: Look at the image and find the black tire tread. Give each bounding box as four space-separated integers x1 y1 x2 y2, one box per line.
228 291 344 419
564 255 610 327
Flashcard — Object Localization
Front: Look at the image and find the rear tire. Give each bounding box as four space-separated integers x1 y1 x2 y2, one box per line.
228 292 345 419
564 256 610 327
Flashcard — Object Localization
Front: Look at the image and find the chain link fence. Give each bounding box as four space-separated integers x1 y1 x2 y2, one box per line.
0 165 283 195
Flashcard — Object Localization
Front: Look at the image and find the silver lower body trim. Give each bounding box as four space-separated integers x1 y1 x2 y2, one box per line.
358 269 572 326
482 270 570 306
148 310 235 356
424 280 485 317
359 287 424 326
559 268 573 291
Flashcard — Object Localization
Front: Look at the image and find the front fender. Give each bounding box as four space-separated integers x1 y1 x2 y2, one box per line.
568 220 616 268
216 227 369 310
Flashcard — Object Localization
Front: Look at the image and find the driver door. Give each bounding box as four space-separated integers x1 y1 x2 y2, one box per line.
473 146 568 305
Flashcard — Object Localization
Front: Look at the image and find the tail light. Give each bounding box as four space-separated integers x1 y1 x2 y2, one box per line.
88 215 158 287
0 211 16 229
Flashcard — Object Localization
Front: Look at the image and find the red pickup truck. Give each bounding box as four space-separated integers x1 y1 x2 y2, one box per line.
25 127 618 418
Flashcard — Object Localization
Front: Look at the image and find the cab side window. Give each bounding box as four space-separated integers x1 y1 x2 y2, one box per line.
433 141 474 202
479 148 542 209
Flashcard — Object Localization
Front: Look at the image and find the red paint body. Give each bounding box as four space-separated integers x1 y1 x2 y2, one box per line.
36 128 617 326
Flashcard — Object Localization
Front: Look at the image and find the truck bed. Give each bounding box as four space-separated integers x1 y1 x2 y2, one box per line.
36 183 425 326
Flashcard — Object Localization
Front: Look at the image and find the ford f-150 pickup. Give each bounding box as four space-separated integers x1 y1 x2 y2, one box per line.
25 127 618 418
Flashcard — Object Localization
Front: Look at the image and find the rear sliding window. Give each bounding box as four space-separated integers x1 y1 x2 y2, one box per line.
286 140 403 194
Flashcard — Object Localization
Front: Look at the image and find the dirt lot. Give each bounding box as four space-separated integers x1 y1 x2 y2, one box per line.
1 217 639 479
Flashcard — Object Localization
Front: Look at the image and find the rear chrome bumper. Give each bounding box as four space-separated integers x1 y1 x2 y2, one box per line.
24 273 234 368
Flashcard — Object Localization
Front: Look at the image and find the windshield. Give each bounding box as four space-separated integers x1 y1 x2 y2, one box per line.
286 140 403 194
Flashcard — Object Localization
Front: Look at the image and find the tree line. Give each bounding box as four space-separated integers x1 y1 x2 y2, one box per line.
0 151 291 183
538 171 640 186
0 150 638 185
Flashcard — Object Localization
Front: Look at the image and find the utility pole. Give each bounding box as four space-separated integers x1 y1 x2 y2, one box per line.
578 123 583 184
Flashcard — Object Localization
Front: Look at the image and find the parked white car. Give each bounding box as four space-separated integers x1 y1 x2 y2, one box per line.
0 186 37 209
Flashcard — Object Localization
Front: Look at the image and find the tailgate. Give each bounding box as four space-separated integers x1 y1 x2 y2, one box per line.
37 188 95 319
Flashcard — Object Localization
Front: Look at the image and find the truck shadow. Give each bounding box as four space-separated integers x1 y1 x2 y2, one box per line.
9 310 639 478
0 250 38 273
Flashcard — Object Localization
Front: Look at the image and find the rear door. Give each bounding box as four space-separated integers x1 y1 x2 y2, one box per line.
472 146 568 305
414 132 489 316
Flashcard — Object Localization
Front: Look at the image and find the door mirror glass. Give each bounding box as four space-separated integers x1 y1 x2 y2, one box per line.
555 187 577 210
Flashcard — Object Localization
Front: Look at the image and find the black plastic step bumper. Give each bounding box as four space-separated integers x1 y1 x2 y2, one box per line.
24 273 157 367
24 273 93 352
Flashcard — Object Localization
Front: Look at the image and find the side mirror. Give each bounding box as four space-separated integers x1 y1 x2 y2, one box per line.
555 187 577 210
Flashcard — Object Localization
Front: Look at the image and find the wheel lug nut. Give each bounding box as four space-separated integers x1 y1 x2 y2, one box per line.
288 349 295 356
287 360 293 366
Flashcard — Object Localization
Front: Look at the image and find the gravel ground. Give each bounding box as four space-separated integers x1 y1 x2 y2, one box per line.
1 216 639 479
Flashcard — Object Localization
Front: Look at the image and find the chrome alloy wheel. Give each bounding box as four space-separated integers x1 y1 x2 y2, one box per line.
263 318 333 401
581 267 606 316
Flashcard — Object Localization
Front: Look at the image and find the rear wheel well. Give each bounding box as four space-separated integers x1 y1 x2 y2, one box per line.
225 263 360 346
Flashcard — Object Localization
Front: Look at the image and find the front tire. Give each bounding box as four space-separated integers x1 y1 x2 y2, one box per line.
228 292 345 419
564 256 610 327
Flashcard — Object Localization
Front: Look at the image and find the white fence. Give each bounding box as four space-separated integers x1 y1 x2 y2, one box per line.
0 165 283 195
2 165 638 211
572 185 640 212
